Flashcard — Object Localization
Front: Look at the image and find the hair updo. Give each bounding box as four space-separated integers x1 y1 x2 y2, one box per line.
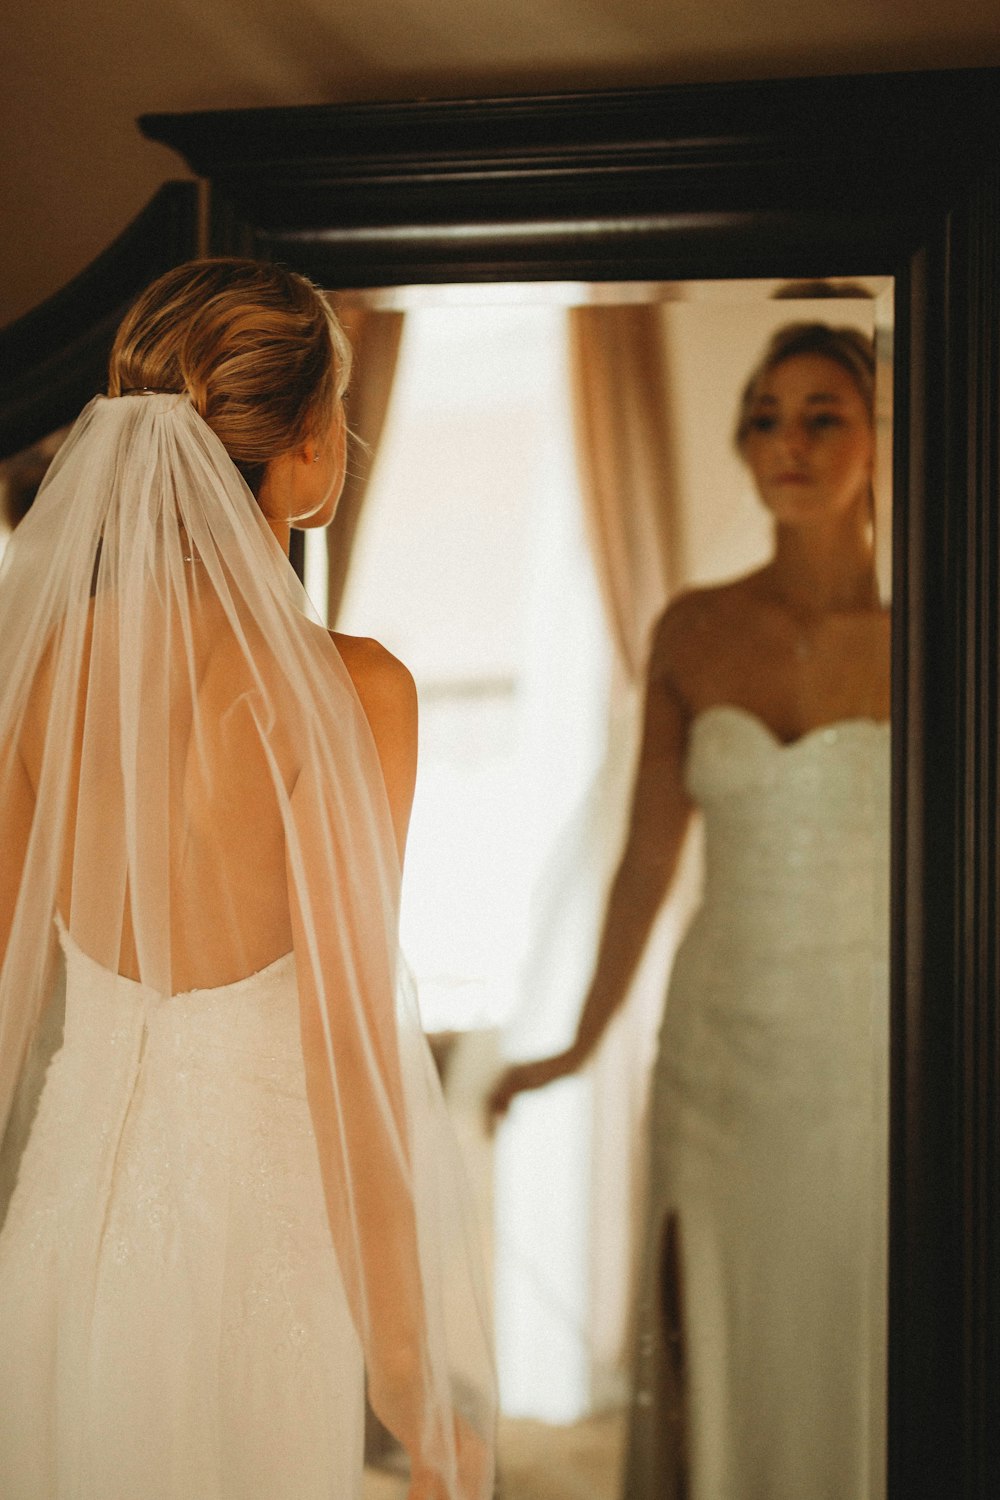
733 322 875 453
108 258 352 496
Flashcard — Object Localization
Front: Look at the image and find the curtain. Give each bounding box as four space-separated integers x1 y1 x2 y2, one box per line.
568 304 686 679
566 302 696 1405
326 307 405 625
497 302 693 1418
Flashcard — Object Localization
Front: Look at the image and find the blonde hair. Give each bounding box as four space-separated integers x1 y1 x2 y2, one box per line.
734 322 875 452
108 258 352 495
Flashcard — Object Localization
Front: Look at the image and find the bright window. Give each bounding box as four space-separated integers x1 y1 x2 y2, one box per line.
334 302 612 1038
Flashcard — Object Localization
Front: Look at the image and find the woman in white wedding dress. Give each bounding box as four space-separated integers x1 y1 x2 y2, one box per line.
0 259 494 1500
489 320 889 1499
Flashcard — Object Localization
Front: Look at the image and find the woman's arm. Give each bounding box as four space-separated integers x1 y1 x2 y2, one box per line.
488 608 695 1117
291 638 481 1496
331 632 418 863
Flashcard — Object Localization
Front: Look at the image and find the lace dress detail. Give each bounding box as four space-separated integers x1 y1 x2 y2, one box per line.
624 707 890 1500
0 922 364 1500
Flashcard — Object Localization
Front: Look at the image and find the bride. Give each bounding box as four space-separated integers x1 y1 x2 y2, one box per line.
489 319 889 1500
0 258 494 1500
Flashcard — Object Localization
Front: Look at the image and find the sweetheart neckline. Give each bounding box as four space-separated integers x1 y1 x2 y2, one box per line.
690 703 891 752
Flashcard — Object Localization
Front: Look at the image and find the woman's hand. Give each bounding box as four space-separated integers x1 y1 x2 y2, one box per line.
484 1047 581 1130
407 1410 492 1500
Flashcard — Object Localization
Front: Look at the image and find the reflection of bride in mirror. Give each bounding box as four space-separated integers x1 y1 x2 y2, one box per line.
489 321 889 1500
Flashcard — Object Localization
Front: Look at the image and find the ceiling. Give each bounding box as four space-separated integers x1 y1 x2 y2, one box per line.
3 0 1000 328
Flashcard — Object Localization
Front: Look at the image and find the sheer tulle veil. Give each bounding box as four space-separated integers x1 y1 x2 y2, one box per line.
0 388 495 1496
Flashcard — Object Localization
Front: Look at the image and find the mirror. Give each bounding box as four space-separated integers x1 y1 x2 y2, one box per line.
0 425 70 559
313 275 894 1497
176 73 994 1494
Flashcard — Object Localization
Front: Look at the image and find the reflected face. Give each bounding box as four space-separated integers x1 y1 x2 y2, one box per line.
741 354 873 526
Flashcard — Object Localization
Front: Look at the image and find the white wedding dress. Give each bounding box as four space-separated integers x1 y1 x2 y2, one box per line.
0 919 364 1500
0 393 495 1500
624 705 890 1500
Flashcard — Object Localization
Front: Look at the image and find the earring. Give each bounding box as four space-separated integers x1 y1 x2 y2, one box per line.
313 452 320 463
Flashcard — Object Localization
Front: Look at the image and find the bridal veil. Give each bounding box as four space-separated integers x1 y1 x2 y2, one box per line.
0 371 495 1496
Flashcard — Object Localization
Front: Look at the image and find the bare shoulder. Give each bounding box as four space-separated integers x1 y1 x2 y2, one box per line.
329 631 418 858
330 631 415 700
329 631 417 732
649 579 748 681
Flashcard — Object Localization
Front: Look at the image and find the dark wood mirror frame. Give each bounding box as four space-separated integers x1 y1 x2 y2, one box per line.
1 65 997 1499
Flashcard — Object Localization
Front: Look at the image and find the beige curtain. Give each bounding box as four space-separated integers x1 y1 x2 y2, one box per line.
568 303 686 682
567 303 696 1405
326 307 405 625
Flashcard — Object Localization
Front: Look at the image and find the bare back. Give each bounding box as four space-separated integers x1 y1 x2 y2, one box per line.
17 599 416 991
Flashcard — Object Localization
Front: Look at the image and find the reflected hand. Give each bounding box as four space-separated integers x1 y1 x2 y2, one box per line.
484 1049 580 1131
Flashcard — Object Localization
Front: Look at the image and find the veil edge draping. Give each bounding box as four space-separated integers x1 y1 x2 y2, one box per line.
0 393 495 1497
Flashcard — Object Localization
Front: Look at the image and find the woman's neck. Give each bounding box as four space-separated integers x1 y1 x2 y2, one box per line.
267 517 291 555
766 513 879 617
256 466 292 555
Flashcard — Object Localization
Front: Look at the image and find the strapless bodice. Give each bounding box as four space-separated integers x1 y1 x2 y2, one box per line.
57 919 300 1070
638 708 891 1500
683 706 890 957
48 923 308 1179
0 923 363 1500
